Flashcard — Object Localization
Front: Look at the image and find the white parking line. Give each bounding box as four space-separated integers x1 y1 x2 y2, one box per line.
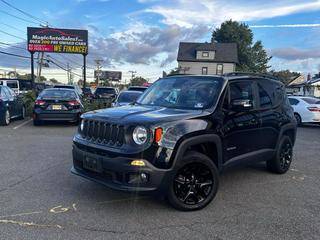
13 119 32 130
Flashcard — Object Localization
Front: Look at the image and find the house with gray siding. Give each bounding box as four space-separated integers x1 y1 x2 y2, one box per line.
177 42 238 75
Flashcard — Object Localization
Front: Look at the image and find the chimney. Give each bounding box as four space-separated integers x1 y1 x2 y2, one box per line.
307 73 311 81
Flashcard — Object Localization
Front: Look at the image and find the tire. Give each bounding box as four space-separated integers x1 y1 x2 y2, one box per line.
267 136 293 174
0 109 10 126
166 151 219 211
294 113 302 126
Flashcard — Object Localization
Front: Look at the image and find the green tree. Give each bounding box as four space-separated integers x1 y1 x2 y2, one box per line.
49 78 59 84
212 20 271 72
130 76 148 86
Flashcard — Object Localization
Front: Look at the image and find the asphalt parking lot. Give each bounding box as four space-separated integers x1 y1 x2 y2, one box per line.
0 119 319 240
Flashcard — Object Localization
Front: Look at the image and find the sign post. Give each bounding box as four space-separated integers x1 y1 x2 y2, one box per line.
83 54 87 87
30 51 35 84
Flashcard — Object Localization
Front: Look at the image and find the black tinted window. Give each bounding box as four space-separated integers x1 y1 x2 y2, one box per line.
302 97 320 104
118 92 142 103
39 89 77 99
95 88 116 94
257 81 274 108
229 81 254 103
288 98 299 105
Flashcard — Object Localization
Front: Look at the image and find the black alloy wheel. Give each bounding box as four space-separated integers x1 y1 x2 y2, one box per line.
167 151 219 211
267 136 293 174
174 163 213 205
279 140 293 171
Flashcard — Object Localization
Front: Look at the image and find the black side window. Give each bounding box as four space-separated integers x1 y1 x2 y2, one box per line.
288 98 299 105
225 81 254 109
257 81 275 108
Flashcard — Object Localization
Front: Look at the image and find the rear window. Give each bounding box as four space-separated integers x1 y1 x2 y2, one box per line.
54 85 75 89
39 89 76 99
128 87 147 92
95 88 116 94
117 92 142 103
301 97 320 104
7 82 18 89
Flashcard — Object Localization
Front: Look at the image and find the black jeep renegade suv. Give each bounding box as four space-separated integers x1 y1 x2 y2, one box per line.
71 73 297 211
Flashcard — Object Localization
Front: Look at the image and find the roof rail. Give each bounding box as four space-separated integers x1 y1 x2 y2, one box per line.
223 72 279 81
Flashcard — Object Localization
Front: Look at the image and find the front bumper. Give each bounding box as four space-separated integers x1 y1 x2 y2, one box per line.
71 143 172 192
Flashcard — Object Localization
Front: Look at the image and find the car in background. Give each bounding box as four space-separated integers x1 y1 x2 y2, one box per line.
112 90 143 107
127 86 148 92
0 79 21 95
288 96 320 125
53 84 83 96
94 87 118 100
0 85 25 126
82 87 94 99
33 88 83 125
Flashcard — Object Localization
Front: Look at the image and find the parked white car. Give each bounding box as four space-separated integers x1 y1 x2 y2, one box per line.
0 80 20 95
288 96 320 125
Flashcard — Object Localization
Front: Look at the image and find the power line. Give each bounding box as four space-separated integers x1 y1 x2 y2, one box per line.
0 9 39 25
0 21 26 34
0 29 26 41
0 41 27 51
0 0 47 25
48 59 82 78
0 50 30 59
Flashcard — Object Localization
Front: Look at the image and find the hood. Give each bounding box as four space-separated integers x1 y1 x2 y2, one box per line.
82 105 205 125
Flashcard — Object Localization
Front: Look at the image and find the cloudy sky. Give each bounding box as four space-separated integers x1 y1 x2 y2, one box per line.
1 0 320 83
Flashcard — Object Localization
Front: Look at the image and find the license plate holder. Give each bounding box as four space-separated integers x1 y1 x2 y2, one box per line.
52 104 62 110
83 156 102 173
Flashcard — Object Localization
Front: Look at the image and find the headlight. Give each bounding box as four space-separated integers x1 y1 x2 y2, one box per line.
80 119 84 131
133 126 148 145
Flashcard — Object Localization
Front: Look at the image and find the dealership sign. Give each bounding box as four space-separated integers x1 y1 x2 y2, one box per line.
27 27 88 54
94 70 122 81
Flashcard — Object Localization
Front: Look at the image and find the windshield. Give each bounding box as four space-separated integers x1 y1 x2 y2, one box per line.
39 89 77 99
95 88 116 94
302 97 320 104
117 91 142 103
137 76 224 110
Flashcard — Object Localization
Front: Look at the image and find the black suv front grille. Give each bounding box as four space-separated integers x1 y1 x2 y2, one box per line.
82 119 125 146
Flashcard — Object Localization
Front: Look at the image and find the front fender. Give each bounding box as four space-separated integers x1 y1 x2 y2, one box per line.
156 119 209 150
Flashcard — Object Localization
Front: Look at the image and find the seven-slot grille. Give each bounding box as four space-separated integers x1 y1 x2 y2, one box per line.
81 119 125 146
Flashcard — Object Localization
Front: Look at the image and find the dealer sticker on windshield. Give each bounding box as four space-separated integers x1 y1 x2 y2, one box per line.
194 103 204 108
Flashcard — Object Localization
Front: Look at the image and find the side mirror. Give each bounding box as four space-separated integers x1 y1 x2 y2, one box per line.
231 99 253 111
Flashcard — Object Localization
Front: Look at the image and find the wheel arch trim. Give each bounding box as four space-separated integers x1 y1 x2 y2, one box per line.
172 134 223 171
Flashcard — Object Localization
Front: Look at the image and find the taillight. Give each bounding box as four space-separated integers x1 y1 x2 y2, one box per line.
68 100 80 106
307 107 320 112
35 100 46 106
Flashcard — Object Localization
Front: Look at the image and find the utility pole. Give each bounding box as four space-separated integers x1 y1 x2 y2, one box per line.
128 70 136 86
94 59 103 85
67 63 71 84
37 52 45 82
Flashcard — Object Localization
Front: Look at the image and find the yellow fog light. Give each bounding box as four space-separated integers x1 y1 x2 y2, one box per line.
130 160 145 166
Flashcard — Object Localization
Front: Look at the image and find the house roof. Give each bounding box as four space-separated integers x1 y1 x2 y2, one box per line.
177 42 238 63
289 77 320 86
